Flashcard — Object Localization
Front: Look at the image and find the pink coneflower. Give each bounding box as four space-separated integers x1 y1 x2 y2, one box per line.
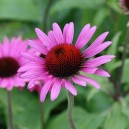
120 0 129 14
19 22 115 102
0 36 28 90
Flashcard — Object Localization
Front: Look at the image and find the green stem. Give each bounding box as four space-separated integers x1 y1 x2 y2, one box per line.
116 25 129 97
67 91 76 129
42 0 52 32
39 95 45 129
7 91 14 129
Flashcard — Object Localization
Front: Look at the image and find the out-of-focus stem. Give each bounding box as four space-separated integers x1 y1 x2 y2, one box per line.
39 97 45 129
7 91 14 129
43 0 52 32
67 91 76 129
116 25 129 97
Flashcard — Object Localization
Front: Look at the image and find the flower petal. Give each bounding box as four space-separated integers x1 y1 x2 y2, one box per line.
65 22 74 44
76 26 96 49
72 76 86 86
40 80 52 102
84 55 115 67
78 74 100 89
50 79 62 101
21 52 44 63
52 23 64 44
84 41 112 58
94 69 110 77
35 28 51 49
29 40 48 55
85 32 109 53
64 79 77 96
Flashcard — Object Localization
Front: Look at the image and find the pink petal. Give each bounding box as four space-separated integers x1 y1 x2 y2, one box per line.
35 28 51 50
6 79 13 91
76 24 90 45
28 80 35 89
76 26 96 49
20 69 43 79
63 23 69 43
94 69 110 77
2 37 10 56
84 55 115 67
72 76 86 86
29 40 48 55
21 52 44 63
50 79 61 101
18 63 43 72
85 32 109 53
81 67 98 74
64 79 77 96
65 22 74 44
40 80 52 102
84 41 112 58
78 74 100 89
52 23 64 44
48 30 58 46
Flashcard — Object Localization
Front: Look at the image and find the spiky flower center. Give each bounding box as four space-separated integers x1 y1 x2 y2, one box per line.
124 0 129 9
45 43 84 78
0 57 20 78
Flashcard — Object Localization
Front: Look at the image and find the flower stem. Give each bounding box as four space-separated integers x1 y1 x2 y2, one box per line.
7 91 14 129
116 25 129 97
39 95 45 129
67 91 76 129
42 0 52 32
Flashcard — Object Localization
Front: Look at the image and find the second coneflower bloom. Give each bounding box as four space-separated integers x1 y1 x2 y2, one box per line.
18 22 115 102
119 0 129 14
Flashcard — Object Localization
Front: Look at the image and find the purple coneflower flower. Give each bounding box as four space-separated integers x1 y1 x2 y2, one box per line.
0 36 28 90
120 0 129 14
18 22 115 102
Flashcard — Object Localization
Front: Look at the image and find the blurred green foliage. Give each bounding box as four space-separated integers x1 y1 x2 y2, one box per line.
0 0 129 129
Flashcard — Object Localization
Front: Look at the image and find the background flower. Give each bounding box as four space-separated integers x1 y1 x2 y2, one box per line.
0 36 28 90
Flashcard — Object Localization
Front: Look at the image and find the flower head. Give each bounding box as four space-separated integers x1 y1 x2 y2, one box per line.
120 0 129 14
0 36 29 90
19 22 115 102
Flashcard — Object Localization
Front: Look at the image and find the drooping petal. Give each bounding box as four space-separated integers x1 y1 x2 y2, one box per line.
40 80 53 102
72 76 86 86
81 67 98 74
94 69 110 77
64 79 77 95
78 74 100 89
50 79 62 101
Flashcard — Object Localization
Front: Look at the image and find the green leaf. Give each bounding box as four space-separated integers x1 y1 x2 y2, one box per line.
47 107 105 129
105 32 122 71
0 89 41 129
103 103 129 129
107 0 121 13
107 31 121 55
50 0 105 14
0 0 43 22
122 59 129 83
92 8 109 27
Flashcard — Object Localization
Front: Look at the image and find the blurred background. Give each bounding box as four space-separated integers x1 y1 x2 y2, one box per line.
0 0 129 129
